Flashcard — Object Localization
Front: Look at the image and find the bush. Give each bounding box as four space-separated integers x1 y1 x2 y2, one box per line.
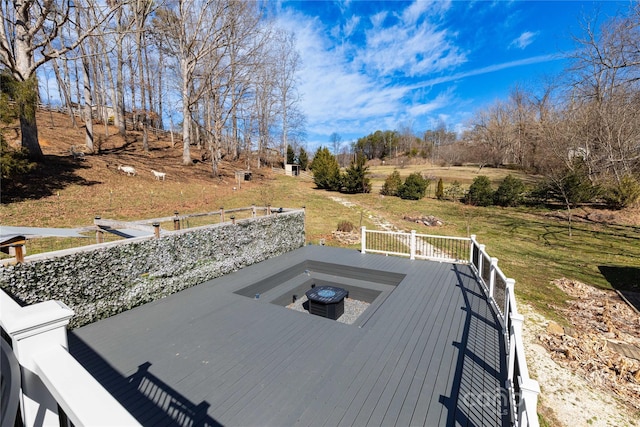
337 220 354 232
435 178 444 200
342 153 371 194
0 136 34 180
494 175 525 207
604 175 640 209
310 146 341 191
381 170 402 196
445 180 462 201
398 172 429 200
465 175 494 206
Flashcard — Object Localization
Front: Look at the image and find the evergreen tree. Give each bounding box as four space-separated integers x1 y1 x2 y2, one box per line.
286 144 295 164
298 147 309 170
0 91 34 184
381 170 402 196
466 175 494 206
398 172 429 200
310 146 341 190
436 178 445 200
342 153 371 194
494 175 525 207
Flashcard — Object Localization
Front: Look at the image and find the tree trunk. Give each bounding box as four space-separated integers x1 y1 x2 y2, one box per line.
78 8 94 153
181 59 192 165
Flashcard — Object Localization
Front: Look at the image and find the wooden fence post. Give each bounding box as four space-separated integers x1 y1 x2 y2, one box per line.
11 245 24 263
173 212 180 231
95 217 103 244
153 223 160 238
220 207 225 223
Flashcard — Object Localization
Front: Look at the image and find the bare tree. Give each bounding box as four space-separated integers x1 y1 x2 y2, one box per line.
0 0 118 159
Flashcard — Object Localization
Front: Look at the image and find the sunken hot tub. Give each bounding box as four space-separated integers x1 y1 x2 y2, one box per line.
305 285 349 320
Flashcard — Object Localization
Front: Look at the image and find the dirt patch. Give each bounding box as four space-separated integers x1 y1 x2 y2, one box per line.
528 278 640 426
403 215 444 226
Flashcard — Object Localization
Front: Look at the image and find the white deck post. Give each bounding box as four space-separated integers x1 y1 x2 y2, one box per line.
507 312 523 385
489 257 498 301
361 226 367 254
1 293 74 426
469 235 476 265
517 378 541 427
410 230 416 260
478 244 485 282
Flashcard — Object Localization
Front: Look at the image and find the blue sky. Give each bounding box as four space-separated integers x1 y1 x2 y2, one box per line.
274 0 629 151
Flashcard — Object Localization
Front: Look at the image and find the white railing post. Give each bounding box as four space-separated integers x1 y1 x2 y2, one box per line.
410 230 416 260
478 244 485 281
361 226 367 254
469 235 476 265
507 312 523 386
489 257 498 301
505 278 516 322
517 378 541 427
1 294 74 426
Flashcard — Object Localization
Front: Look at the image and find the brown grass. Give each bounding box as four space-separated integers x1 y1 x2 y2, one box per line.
1 110 271 228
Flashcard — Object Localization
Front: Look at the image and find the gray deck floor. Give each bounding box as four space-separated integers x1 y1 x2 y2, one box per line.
69 245 508 426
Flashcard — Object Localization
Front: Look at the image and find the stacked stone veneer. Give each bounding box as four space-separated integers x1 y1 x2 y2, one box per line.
0 210 305 328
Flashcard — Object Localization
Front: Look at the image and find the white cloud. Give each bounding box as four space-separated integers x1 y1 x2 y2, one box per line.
359 1 465 78
510 31 538 49
412 54 561 89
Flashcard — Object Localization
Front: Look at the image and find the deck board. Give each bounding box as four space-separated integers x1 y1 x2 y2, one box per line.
69 245 508 427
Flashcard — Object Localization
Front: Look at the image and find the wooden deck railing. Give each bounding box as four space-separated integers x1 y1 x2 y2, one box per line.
0 289 140 426
361 228 540 427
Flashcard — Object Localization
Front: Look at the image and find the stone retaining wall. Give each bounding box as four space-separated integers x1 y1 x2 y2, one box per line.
0 210 305 328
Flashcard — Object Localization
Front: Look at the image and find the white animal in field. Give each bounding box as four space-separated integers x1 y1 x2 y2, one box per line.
151 169 166 181
117 165 137 176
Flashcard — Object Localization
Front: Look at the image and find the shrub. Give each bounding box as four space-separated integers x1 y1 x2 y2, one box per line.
435 178 444 200
310 146 341 191
0 136 34 180
445 180 462 201
604 175 640 209
494 175 525 207
398 172 429 200
342 153 371 194
465 175 494 206
381 170 402 196
337 220 354 232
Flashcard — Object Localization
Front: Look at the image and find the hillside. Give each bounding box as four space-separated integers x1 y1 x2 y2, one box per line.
1 109 273 224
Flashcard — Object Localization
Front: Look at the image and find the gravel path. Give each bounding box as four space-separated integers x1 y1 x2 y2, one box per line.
286 296 370 325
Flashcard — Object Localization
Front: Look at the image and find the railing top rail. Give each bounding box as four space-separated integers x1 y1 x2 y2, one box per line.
34 346 141 426
363 228 471 241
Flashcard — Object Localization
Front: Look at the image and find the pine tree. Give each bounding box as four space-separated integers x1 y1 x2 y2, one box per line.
436 178 445 200
342 153 371 194
298 147 309 170
381 170 402 196
398 172 428 200
286 144 295 164
310 146 341 190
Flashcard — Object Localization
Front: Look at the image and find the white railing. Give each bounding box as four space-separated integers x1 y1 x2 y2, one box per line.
0 289 140 426
360 226 471 263
361 228 540 427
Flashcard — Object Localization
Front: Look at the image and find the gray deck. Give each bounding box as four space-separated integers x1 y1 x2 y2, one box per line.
69 245 508 426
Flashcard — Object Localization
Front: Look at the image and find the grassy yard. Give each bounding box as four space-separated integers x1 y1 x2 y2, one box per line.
2 159 638 321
